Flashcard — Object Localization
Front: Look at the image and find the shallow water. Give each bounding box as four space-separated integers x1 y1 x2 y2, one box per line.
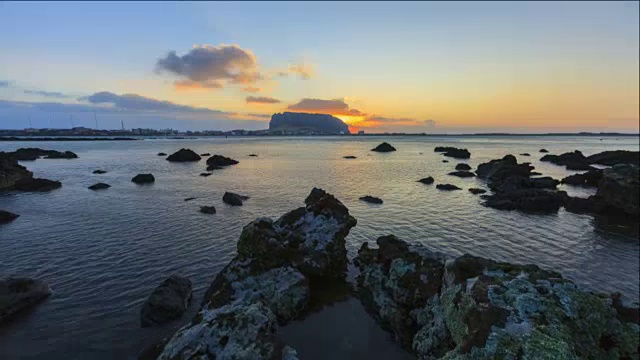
0 135 638 359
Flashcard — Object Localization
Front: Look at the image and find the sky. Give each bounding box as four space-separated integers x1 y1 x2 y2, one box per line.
0 1 638 133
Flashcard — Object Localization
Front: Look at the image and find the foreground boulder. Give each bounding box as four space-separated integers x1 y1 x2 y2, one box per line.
541 150 591 170
206 155 239 171
0 152 33 189
88 183 110 190
140 275 192 327
222 192 249 206
561 168 603 187
166 148 201 162
587 150 639 166
435 147 470 159
359 195 383 204
371 142 396 152
155 188 356 359
0 210 19 224
356 235 640 359
132 174 155 184
14 178 61 192
0 277 52 323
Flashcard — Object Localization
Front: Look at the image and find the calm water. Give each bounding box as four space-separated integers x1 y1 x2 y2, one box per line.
1 136 638 359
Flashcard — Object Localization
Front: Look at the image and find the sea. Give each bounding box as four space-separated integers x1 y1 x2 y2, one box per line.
1 135 638 359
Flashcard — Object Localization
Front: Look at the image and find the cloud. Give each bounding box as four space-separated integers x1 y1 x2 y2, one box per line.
287 98 364 116
354 116 437 128
80 91 229 114
156 44 261 89
0 80 10 88
246 96 281 104
243 86 261 93
174 79 223 91
287 63 313 80
24 90 72 99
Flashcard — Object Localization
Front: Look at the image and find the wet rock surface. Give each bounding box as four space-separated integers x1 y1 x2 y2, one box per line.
206 155 239 171
0 277 52 324
355 235 640 359
435 147 471 159
371 142 397 152
222 192 249 206
0 210 20 224
140 275 192 327
131 174 155 184
360 195 383 204
166 148 201 162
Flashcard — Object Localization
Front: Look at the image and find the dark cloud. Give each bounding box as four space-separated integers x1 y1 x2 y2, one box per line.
81 91 226 114
156 44 261 89
287 98 363 116
0 80 11 88
246 96 281 104
24 90 71 99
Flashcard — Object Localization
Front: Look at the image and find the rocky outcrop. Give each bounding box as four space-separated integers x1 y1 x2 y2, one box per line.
0 210 19 224
140 276 192 327
468 188 486 195
371 142 397 152
0 277 52 324
0 152 33 189
132 174 155 184
561 168 603 187
417 177 434 185
199 206 216 214
455 163 471 171
448 171 475 178
436 184 461 191
14 178 62 192
435 147 471 159
206 155 239 171
587 150 639 166
222 192 249 206
355 235 640 359
166 149 201 162
6 148 78 161
270 112 350 134
92 170 107 174
541 150 591 170
359 195 383 204
155 188 356 359
88 183 110 190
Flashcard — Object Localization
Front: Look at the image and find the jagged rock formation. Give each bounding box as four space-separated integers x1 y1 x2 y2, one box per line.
269 112 350 134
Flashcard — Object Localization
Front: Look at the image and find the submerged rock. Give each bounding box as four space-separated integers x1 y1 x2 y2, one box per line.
88 182 110 190
442 160 449 163
587 150 639 166
199 206 216 214
359 195 383 204
0 277 52 324
248 154 258 157
455 163 472 171
355 236 640 359
418 177 435 185
448 170 475 178
199 172 212 177
157 152 167 156
222 192 249 206
0 210 19 224
541 150 591 170
436 184 461 191
371 142 397 152
131 174 155 184
184 197 197 202
156 188 356 359
140 275 192 327
561 168 603 187
92 169 107 174
468 188 486 195
166 148 201 162
14 178 61 192
343 155 357 159
435 147 471 159
206 155 239 171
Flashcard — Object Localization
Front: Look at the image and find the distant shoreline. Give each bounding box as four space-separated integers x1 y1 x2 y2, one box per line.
0 137 139 141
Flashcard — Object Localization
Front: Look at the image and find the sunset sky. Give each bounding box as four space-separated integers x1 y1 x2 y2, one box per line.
0 1 638 133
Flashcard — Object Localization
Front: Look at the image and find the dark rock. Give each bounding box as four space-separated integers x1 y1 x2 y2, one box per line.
270 112 350 134
371 142 396 152
483 188 567 213
14 178 61 192
0 210 19 224
44 150 78 159
455 163 472 171
92 170 107 174
88 183 110 190
166 148 201 162
140 275 192 327
417 177 434 184
248 154 258 157
200 153 210 157
435 146 471 159
7 148 78 161
199 172 212 177
132 174 155 184
541 150 591 170
587 150 639 166
0 277 52 324
199 206 216 214
539 148 549 153
468 188 486 194
476 155 533 181
359 195 383 204
436 184 461 191
561 168 603 187
206 155 239 171
520 153 531 156
531 171 542 176
596 164 639 216
0 152 33 189
442 160 449 163
448 170 476 178
223 192 249 206
157 152 167 156
184 197 197 202
343 155 357 159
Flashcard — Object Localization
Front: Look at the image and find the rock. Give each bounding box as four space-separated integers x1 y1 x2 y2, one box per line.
206 155 239 171
561 168 603 187
539 148 549 153
132 174 155 184
476 155 533 181
88 183 110 190
166 148 201 162
541 150 591 170
587 150 639 166
355 236 640 359
223 191 249 206
0 152 33 189
531 171 542 176
0 277 52 324
595 165 639 216
359 195 383 204
199 206 216 214
200 153 210 157
7 148 77 161
270 112 350 134
448 170 475 178
371 142 397 152
248 154 258 157
184 197 197 202
483 188 567 213
140 275 192 327
442 160 449 163
92 170 107 174
44 150 77 159
468 188 486 194
0 210 19 224
199 172 212 177
455 163 471 171
13 178 61 192
436 184 461 191
417 177 434 185
157 152 167 156
435 147 471 159
155 189 357 359
520 153 531 156
343 155 357 159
